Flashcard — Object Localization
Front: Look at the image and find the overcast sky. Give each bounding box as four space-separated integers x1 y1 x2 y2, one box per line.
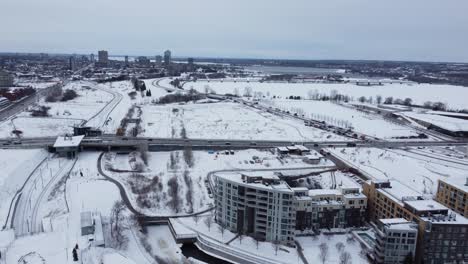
1 0 468 62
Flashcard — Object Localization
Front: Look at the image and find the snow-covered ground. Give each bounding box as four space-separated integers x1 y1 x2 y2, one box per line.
264 99 418 139
143 225 185 263
103 149 331 216
140 101 346 141
329 147 468 196
175 214 301 264
40 81 114 121
0 80 119 138
296 233 369 264
0 117 81 138
4 153 128 264
187 81 468 110
0 149 48 227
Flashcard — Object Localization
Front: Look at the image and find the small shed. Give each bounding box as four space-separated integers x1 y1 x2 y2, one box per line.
277 146 289 155
81 211 95 236
54 135 84 159
81 211 105 247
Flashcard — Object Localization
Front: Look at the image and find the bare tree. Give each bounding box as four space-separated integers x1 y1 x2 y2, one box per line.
238 231 244 245
217 222 226 238
376 95 382 104
253 236 260 250
243 87 253 97
183 146 194 168
340 251 352 264
336 242 345 252
204 215 213 231
193 214 200 225
110 200 129 249
272 240 280 256
319 243 329 264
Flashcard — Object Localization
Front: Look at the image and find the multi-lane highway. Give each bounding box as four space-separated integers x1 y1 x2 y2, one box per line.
0 134 466 151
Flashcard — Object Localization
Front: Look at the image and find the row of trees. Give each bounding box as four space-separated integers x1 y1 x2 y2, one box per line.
155 89 205 104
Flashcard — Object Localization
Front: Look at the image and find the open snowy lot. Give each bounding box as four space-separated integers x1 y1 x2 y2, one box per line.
0 80 119 138
296 233 369 264
103 148 329 216
265 99 418 139
39 81 114 121
329 147 468 195
187 81 468 110
140 101 346 141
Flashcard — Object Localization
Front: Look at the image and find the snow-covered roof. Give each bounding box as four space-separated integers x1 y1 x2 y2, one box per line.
378 180 421 204
404 199 447 212
277 147 288 152
295 145 310 151
81 211 93 227
54 135 85 148
304 153 323 160
379 218 409 225
308 189 342 197
216 172 292 192
440 177 468 193
286 146 299 151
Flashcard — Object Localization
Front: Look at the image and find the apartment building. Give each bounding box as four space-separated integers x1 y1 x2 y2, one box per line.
436 177 468 217
293 186 367 230
0 70 14 87
214 171 368 246
97 50 109 67
214 172 296 246
374 218 418 264
364 180 468 264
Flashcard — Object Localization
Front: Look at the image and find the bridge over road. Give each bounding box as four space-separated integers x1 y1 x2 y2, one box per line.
0 135 466 151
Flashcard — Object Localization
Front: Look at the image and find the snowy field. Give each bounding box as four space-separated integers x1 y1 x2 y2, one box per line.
0 149 48 227
4 153 123 264
103 149 328 216
140 101 346 141
0 117 82 138
39 81 114 121
0 80 118 138
187 81 468 110
329 147 468 196
265 99 418 139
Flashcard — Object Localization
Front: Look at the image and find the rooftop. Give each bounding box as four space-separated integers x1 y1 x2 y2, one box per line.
404 199 447 212
440 177 468 193
54 135 85 148
215 171 292 192
378 180 422 205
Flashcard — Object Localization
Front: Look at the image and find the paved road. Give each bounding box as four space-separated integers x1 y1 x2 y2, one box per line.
0 134 467 150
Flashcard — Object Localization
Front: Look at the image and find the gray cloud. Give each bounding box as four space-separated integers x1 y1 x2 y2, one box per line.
1 0 467 62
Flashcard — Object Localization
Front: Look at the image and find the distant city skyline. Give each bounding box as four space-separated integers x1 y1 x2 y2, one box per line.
1 0 468 63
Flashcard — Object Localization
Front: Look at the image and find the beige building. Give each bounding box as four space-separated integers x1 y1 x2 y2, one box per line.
0 70 14 87
363 180 468 264
436 177 468 217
